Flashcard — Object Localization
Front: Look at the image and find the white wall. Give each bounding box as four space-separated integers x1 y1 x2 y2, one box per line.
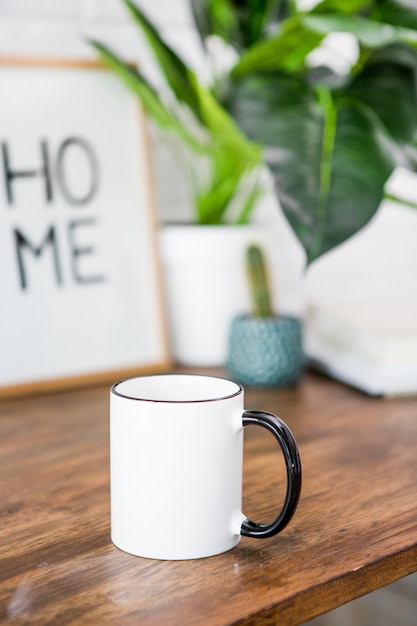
1 0 416 314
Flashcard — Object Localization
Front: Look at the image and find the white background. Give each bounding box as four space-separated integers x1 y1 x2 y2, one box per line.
0 0 416 316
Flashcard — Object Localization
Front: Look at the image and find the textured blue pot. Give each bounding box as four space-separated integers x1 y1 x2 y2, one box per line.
226 315 305 388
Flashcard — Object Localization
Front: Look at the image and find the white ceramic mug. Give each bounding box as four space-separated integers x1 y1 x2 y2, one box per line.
110 374 302 560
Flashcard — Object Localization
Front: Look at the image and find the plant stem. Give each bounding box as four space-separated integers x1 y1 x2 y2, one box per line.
384 192 417 211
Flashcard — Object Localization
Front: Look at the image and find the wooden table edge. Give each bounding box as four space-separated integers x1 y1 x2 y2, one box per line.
231 545 417 625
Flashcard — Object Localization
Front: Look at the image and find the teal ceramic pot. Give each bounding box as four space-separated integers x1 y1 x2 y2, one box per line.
226 315 305 388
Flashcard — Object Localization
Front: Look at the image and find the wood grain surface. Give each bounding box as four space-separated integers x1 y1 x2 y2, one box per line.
1 370 416 625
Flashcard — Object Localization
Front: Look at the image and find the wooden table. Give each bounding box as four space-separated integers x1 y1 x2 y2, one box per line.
1 370 417 625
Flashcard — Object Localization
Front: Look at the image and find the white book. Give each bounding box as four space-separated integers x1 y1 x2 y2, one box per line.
304 300 417 396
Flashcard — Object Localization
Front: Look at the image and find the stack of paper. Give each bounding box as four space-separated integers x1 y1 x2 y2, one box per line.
304 300 417 396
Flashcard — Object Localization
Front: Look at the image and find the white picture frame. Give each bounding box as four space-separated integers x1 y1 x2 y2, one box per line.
0 58 170 398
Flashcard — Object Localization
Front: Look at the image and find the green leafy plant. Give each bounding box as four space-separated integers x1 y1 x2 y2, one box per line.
91 0 417 263
90 0 264 226
245 244 274 316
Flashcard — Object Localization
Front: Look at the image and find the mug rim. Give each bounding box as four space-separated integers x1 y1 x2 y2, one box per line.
111 373 243 404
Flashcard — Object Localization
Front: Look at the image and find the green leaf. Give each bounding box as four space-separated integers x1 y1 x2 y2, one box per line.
90 40 171 128
230 16 324 79
235 0 288 47
190 0 242 49
346 45 417 148
310 101 394 261
301 13 417 48
122 0 202 118
190 0 287 51
372 0 417 31
193 77 262 168
121 0 261 170
196 167 242 223
195 131 262 223
90 13 263 226
90 40 206 154
228 72 395 262
312 0 374 14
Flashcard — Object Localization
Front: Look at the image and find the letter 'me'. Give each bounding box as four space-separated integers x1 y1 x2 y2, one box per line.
14 226 62 290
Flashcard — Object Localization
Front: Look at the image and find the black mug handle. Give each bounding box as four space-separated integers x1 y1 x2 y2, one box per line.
241 410 302 539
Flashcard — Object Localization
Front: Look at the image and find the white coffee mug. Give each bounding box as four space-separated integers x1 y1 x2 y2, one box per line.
110 374 301 560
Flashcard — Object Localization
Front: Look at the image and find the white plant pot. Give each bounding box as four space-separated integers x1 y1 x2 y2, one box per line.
158 224 270 366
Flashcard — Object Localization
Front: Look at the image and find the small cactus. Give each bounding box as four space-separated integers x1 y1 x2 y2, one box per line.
246 244 274 317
